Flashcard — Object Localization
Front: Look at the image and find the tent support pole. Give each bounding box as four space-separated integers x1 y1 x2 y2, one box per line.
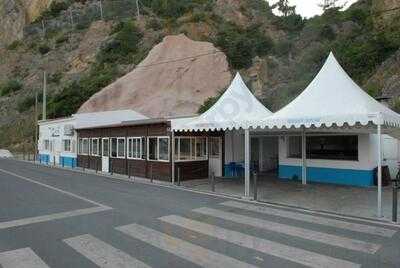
377 123 382 218
302 127 307 185
171 131 175 184
245 128 250 198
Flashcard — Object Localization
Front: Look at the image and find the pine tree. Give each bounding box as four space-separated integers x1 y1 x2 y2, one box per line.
272 0 296 17
318 0 345 11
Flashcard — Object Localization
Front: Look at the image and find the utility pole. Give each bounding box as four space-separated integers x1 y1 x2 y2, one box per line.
42 71 47 121
136 0 140 18
99 0 104 20
34 92 38 161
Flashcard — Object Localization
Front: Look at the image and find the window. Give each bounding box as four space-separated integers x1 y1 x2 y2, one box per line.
159 137 169 161
81 138 89 155
102 138 109 157
44 140 50 151
127 137 142 159
148 137 170 162
111 138 117 157
174 137 207 161
91 138 99 156
117 138 125 158
141 137 147 159
288 136 302 158
287 135 358 161
63 139 71 152
307 135 358 161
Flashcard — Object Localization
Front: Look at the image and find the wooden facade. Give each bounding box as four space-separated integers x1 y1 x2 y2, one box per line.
76 121 225 182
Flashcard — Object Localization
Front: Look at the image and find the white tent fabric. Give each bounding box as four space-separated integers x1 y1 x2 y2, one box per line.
254 53 400 130
74 110 148 129
173 73 272 131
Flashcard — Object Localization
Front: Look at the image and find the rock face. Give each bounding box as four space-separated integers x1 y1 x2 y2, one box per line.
372 0 400 28
78 34 232 118
0 0 52 47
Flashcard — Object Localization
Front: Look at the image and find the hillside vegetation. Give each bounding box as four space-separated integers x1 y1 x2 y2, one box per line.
0 0 399 151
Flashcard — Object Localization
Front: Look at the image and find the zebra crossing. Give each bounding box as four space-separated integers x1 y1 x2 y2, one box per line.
0 201 398 267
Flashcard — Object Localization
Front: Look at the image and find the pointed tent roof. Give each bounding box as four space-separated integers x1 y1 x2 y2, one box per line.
172 73 272 131
255 53 400 129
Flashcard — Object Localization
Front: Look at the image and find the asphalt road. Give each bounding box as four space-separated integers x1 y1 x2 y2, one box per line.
0 158 399 268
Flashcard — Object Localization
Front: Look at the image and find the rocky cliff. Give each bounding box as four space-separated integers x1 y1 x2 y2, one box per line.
78 34 232 118
0 0 52 47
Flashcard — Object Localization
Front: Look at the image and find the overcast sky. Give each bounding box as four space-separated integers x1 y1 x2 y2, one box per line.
268 0 359 18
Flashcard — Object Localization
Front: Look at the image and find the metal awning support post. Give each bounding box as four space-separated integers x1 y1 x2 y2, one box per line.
377 121 383 218
171 131 175 184
301 127 307 185
244 128 250 198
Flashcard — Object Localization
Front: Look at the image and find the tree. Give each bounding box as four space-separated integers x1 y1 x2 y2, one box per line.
273 0 296 17
318 0 345 11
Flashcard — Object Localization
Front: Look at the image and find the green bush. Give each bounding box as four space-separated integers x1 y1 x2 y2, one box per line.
215 23 274 69
17 95 38 113
274 14 305 32
146 18 163 31
393 98 400 113
97 20 143 65
38 44 51 54
0 79 23 96
55 33 69 45
38 1 70 20
319 25 336 41
7 40 23 50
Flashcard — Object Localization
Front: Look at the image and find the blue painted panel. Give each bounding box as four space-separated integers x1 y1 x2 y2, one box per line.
38 154 50 164
278 165 374 187
59 156 77 168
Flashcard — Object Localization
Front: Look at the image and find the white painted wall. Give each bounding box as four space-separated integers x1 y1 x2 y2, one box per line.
370 134 399 178
38 117 77 164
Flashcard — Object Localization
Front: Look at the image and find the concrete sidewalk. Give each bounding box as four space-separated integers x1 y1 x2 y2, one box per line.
182 175 399 221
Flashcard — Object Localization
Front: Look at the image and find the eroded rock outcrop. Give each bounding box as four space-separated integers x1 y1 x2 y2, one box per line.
0 0 52 47
78 34 232 118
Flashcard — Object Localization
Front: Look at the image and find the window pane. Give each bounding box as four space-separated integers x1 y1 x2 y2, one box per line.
174 138 179 160
141 137 146 159
83 139 89 155
118 139 125 158
288 136 302 158
111 138 117 157
92 139 98 155
103 139 109 156
179 138 191 160
132 138 139 158
196 138 206 159
148 138 157 160
159 138 169 161
128 139 132 158
191 138 196 159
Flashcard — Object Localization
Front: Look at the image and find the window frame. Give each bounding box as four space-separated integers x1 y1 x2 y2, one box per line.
147 136 170 162
90 137 100 156
102 138 110 157
115 137 126 159
174 136 208 162
286 134 359 162
127 137 143 160
62 139 71 152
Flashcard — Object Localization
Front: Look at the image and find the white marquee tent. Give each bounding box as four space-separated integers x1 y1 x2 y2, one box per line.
172 72 273 132
175 53 400 217
172 72 272 196
251 53 400 217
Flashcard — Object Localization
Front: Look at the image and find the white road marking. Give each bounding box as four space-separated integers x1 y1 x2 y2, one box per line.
0 207 111 230
0 248 49 268
117 223 258 268
0 168 111 209
160 215 361 268
193 207 381 254
64 234 150 268
222 201 397 237
0 168 112 229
